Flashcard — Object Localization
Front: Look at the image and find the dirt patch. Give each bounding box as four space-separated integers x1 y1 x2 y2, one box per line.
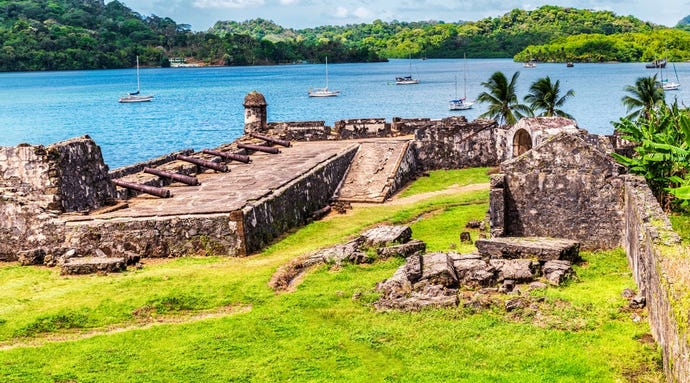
0 305 251 351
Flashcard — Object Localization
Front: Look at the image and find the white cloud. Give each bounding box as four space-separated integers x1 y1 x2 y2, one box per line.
353 7 372 19
278 0 298 4
334 6 349 18
192 0 265 9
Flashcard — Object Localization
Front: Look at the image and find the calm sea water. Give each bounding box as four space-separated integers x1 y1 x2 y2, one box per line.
1 59 688 168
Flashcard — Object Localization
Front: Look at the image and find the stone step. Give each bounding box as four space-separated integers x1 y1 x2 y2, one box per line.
474 237 580 262
60 257 126 275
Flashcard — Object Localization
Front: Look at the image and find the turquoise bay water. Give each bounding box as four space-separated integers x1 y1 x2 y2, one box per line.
1 59 688 168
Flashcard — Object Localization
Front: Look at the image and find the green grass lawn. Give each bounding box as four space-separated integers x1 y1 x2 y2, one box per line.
0 169 663 382
669 213 690 244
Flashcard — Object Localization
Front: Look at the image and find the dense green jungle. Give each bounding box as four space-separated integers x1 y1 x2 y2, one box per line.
1 0 690 71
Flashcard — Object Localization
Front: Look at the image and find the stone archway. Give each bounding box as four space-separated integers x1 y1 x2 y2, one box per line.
512 129 532 157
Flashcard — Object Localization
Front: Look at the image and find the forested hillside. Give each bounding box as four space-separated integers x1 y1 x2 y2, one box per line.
0 1 686 72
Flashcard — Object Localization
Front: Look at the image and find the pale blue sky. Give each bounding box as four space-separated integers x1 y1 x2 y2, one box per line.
120 0 689 31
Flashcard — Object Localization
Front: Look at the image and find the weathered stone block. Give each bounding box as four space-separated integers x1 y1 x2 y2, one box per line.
450 253 496 288
361 225 412 247
475 237 580 262
377 239 426 259
489 258 540 282
542 260 574 285
18 249 45 266
60 257 126 275
420 252 458 287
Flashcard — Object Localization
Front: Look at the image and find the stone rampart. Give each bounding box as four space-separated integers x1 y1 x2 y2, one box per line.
391 117 436 136
624 176 689 383
413 118 499 171
239 145 358 253
63 213 243 258
334 118 390 139
0 137 115 260
266 121 331 141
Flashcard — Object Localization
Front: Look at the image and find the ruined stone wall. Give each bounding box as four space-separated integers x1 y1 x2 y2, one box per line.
0 137 114 260
265 121 331 141
49 136 116 212
240 146 358 254
497 132 625 250
63 213 243 258
623 176 690 383
412 118 500 171
391 117 436 136
334 118 390 139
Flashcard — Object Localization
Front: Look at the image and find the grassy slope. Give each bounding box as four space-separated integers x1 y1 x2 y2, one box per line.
0 169 663 382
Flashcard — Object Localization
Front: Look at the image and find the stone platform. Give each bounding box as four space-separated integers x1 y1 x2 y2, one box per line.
60 140 360 257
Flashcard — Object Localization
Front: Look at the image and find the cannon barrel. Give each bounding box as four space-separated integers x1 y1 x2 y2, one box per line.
112 179 171 198
237 143 280 154
143 167 200 186
176 154 228 172
202 149 251 164
249 132 291 147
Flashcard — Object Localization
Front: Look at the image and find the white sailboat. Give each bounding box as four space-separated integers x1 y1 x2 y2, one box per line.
308 57 340 97
449 54 474 111
660 63 680 91
395 55 419 85
119 56 153 103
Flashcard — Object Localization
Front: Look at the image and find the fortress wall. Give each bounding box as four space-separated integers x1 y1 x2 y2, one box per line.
0 137 115 260
63 213 244 258
412 118 499 171
624 176 690 383
239 146 358 254
497 133 625 250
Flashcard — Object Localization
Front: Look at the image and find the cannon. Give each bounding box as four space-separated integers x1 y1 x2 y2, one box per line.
143 167 200 186
112 179 171 198
249 132 291 147
176 154 228 172
202 149 252 164
237 143 280 154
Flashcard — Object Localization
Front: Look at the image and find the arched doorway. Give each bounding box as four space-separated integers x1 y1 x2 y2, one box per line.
513 129 532 157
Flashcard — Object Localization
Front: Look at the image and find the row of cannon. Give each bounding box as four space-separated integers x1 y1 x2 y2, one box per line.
111 133 291 198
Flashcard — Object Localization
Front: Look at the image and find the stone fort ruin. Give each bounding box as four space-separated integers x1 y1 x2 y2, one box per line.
1 91 688 382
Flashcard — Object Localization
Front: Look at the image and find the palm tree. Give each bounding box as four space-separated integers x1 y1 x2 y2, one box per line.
622 75 665 120
477 71 532 125
524 76 575 119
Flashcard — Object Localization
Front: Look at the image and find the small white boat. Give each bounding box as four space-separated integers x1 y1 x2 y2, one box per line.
661 63 681 91
449 54 474 111
119 56 153 103
395 55 419 85
523 61 537 68
309 57 340 97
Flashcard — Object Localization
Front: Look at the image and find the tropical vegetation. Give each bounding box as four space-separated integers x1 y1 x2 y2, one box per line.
1 1 689 71
621 75 667 120
514 28 690 63
476 71 533 125
0 169 663 382
612 85 690 212
524 76 575 118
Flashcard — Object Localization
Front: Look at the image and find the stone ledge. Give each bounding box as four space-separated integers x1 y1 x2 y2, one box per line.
60 257 126 275
475 237 580 262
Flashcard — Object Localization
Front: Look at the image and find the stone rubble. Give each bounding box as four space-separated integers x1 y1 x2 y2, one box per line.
375 236 580 311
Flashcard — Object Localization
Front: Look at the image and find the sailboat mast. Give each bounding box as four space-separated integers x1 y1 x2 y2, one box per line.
325 57 329 89
463 53 468 99
136 56 141 92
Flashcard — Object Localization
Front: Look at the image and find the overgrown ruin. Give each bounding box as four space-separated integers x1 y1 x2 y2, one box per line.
1 91 688 382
